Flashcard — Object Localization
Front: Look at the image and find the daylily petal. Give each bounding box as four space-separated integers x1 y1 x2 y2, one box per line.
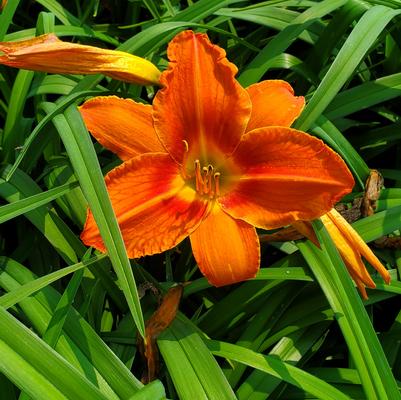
79 96 165 160
81 153 209 258
219 127 354 229
190 204 260 286
153 30 251 164
326 209 391 284
0 34 161 85
246 80 305 131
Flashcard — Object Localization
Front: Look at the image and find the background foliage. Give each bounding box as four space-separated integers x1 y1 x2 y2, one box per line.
1 0 401 399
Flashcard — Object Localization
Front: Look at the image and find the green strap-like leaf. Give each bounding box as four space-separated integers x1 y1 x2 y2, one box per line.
128 381 166 400
295 5 401 131
0 257 143 398
0 254 106 309
43 102 145 337
238 0 347 86
298 220 400 399
159 317 236 400
0 0 21 40
0 181 79 224
206 339 351 400
0 307 109 400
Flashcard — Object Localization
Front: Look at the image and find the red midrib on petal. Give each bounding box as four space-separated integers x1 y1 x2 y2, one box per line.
116 180 186 226
238 173 350 187
191 35 207 161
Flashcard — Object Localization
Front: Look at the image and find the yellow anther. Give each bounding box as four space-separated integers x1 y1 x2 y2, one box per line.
214 172 221 197
181 140 190 178
195 160 202 193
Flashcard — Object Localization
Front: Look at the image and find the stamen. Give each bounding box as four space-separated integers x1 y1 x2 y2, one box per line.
202 167 209 194
181 140 189 178
207 165 213 194
195 160 202 193
214 172 221 197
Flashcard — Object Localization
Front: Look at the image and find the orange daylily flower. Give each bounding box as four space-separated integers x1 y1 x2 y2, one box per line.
0 0 7 11
293 208 391 299
0 34 160 85
79 30 354 286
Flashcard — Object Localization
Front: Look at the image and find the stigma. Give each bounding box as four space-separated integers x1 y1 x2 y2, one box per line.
194 160 220 199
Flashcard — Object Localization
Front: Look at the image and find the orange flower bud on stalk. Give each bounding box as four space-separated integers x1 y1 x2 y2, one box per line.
0 34 161 85
293 209 391 299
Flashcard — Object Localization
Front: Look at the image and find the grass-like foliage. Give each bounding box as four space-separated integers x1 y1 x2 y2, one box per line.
1 0 401 399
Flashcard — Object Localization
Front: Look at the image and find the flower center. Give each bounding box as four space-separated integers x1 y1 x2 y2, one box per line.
194 160 220 199
181 139 225 199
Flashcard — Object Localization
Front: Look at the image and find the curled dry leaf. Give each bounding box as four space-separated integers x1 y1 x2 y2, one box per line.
138 285 183 383
259 226 304 243
361 169 384 217
374 236 401 249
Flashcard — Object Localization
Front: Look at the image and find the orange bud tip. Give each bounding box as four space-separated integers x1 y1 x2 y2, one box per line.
382 272 391 285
